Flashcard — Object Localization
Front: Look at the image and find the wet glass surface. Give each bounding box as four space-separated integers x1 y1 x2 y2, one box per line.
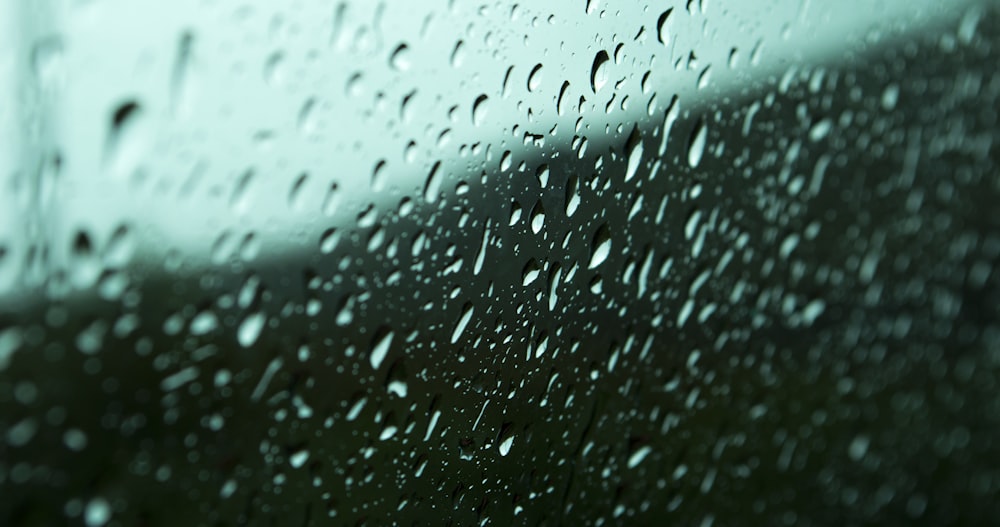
2 1 999 525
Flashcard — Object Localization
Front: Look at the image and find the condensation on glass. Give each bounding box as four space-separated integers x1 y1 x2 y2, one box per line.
1 0 999 525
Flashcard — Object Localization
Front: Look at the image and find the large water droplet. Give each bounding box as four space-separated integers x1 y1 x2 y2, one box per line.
498 435 514 456
530 201 545 234
591 50 610 93
289 449 310 468
472 94 489 126
369 328 394 370
451 303 474 344
237 312 266 348
588 224 612 269
527 63 543 92
687 118 708 168
656 9 673 47
624 126 643 182
423 161 442 203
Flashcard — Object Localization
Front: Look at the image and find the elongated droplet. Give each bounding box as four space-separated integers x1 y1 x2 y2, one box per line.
588 224 612 269
687 118 707 168
591 50 610 93
624 126 643 182
369 328 394 370
451 303 474 344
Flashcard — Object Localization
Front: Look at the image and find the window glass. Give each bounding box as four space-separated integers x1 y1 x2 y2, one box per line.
1 1 998 524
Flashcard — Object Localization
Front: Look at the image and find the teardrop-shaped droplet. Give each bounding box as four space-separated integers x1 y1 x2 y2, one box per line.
591 50 610 93
588 224 612 269
656 9 673 47
527 63 543 92
687 118 707 168
624 126 643 182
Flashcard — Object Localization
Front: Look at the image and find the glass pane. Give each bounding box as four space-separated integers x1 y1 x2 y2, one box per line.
2 0 998 524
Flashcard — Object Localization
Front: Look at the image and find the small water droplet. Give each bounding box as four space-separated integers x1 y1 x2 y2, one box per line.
450 40 466 68
31 36 65 89
809 118 833 142
389 43 411 71
170 31 194 114
627 445 652 468
290 449 310 468
105 100 148 178
298 98 319 137
85 497 111 527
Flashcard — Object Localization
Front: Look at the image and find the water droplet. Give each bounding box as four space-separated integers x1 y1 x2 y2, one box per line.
472 94 489 126
105 100 148 178
530 201 545 234
527 63 543 92
380 424 398 441
881 84 900 110
473 221 491 275
656 9 673 47
500 150 513 171
371 160 387 191
687 118 707 168
451 303 474 344
290 449 310 468
31 36 65 89
509 200 523 225
450 40 466 68
85 497 111 526
522 259 540 286
809 118 833 141
190 310 219 335
322 182 341 215
423 161 443 203
237 312 265 348
557 81 571 116
565 174 580 217
548 263 562 311
288 172 309 211
389 43 411 71
591 50 610 93
627 445 652 468
170 31 194 114
369 328 394 370
498 435 514 456
623 126 643 182
320 228 340 254
588 224 612 269
264 52 285 86
298 98 319 137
